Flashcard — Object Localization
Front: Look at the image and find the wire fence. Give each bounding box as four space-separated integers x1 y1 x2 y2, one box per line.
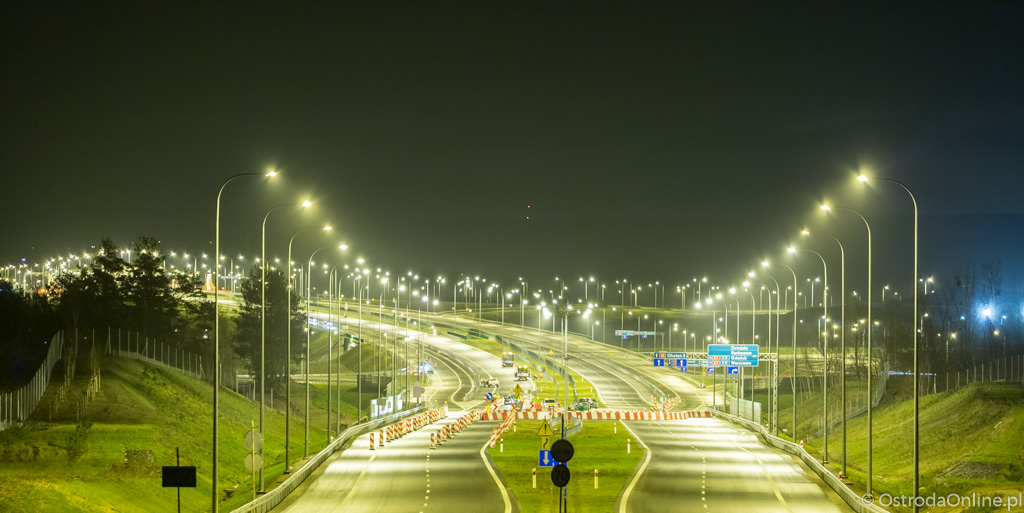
0 331 65 432
919 353 1024 395
104 327 205 381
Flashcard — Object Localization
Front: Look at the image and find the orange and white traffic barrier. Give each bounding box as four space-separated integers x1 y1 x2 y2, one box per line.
379 429 385 446
430 432 436 449
370 431 375 450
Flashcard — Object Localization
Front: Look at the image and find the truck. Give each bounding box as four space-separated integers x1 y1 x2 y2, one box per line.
501 352 515 367
515 365 530 381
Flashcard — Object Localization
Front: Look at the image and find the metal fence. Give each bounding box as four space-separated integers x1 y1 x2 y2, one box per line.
104 327 205 381
0 331 64 432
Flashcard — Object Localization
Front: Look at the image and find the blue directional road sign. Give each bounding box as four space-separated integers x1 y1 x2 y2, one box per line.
666 352 687 359
687 359 702 367
728 345 759 367
674 359 685 367
652 358 665 367
708 344 760 367
728 366 739 375
706 366 714 373
539 450 556 467
681 365 688 373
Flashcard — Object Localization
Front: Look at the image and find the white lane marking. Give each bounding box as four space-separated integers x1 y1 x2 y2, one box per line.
618 422 651 513
479 437 512 513
334 452 376 509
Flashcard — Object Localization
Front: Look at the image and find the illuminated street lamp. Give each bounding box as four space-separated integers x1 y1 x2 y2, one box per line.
802 228 848 477
212 168 275 512
764 259 797 440
821 202 873 493
858 173 920 509
790 244 830 463
257 200 311 491
285 224 331 474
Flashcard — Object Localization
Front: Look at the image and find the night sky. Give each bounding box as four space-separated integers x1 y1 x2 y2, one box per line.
3 2 1022 291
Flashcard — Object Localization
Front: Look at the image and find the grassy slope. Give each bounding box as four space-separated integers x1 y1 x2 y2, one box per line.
0 356 343 513
751 381 1024 511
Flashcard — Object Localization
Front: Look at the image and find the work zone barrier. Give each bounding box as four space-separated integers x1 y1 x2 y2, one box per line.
488 410 516 448
479 409 712 421
231 406 427 513
373 407 448 450
432 409 481 449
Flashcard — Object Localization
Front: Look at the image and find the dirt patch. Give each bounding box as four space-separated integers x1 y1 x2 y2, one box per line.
941 461 1003 479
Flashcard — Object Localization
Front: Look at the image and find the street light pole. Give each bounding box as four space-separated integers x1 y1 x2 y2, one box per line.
258 200 309 492
806 228 847 475
285 225 330 475
862 175 918 507
304 246 333 457
823 203 872 493
792 246 828 462
212 169 273 512
767 260 798 441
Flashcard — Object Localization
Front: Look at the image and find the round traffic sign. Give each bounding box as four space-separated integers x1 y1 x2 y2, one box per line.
551 439 574 463
243 429 263 452
550 463 570 487
244 453 263 471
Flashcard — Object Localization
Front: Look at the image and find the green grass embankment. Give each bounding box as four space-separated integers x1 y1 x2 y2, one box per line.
488 419 641 512
0 356 346 513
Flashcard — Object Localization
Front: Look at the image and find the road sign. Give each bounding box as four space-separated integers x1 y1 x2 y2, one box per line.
728 366 739 375
539 450 556 467
706 366 715 373
687 359 702 367
729 344 759 367
652 358 664 367
674 359 685 367
486 392 494 401
537 420 554 437
512 383 523 400
551 439 574 463
661 352 687 359
551 463 570 487
615 330 636 336
681 365 688 373
540 436 551 450
243 430 263 453
244 453 263 471
162 466 197 488
708 343 760 367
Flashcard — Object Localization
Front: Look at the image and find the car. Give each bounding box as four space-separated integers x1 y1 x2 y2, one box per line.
480 377 499 388
569 399 590 411
541 398 560 409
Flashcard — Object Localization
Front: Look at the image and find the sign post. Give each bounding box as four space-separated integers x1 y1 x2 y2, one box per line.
162 447 197 513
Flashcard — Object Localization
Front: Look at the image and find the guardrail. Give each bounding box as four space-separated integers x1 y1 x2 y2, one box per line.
229 405 430 513
709 409 889 513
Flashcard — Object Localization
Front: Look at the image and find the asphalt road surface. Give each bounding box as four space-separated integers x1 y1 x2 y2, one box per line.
620 418 849 513
285 308 854 513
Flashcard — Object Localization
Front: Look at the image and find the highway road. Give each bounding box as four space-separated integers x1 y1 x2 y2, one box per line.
283 308 855 513
273 410 511 513
620 418 847 513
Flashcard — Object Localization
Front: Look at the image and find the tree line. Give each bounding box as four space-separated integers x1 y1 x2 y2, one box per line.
0 236 306 392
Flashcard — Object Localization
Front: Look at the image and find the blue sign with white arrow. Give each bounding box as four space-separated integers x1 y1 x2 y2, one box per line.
652 358 665 367
539 450 556 467
728 366 739 374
